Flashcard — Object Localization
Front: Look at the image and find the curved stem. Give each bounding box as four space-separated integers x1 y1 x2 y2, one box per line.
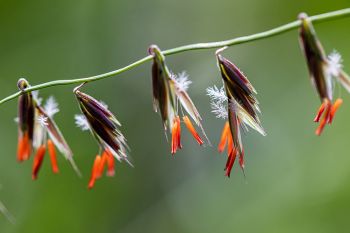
1 8 349 106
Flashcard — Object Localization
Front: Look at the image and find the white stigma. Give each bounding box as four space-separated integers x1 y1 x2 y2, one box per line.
210 101 228 119
206 85 228 119
37 115 49 127
328 51 343 76
206 85 227 103
74 114 90 131
44 96 59 117
173 71 191 91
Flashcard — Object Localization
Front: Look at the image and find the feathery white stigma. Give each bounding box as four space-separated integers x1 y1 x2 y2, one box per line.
37 115 48 127
328 51 343 76
173 71 191 91
206 85 228 119
210 101 228 119
44 96 59 117
206 85 227 103
75 114 90 131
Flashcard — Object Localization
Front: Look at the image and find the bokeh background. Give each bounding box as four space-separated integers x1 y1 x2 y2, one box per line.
0 0 349 232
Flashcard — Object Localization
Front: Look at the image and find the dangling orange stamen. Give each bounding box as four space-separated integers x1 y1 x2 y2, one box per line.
171 123 176 154
227 128 234 156
224 125 240 177
106 150 115 177
97 152 108 178
176 116 182 150
47 139 59 174
17 137 25 162
32 145 46 180
88 155 102 189
225 148 237 177
21 134 28 161
218 122 230 153
315 99 331 136
329 98 343 124
314 102 326 122
17 132 31 162
183 116 203 145
171 116 181 154
171 124 176 154
22 133 31 161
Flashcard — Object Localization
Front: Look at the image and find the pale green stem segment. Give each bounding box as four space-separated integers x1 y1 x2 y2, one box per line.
1 8 349 106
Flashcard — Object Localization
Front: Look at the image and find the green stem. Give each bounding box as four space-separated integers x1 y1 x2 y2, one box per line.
1 8 349 105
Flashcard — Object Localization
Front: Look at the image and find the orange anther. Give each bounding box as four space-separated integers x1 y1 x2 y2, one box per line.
183 116 203 145
314 102 326 122
47 140 59 174
218 122 230 153
97 152 108 178
227 128 234 157
315 100 331 136
88 155 102 189
17 133 31 162
32 145 46 180
171 117 181 154
329 98 343 124
176 117 182 150
225 148 237 177
106 150 115 177
17 136 25 162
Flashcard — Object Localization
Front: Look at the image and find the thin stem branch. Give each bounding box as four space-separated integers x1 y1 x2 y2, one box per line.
1 8 349 106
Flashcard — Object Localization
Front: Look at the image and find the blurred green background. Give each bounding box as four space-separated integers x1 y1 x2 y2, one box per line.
0 0 349 232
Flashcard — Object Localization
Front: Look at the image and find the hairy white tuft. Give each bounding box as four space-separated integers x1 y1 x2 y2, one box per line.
206 85 227 103
207 85 228 119
210 101 228 119
37 115 48 127
173 71 192 91
75 114 90 131
44 96 59 117
328 50 343 76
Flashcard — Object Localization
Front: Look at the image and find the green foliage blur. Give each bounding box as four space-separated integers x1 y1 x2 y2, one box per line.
0 0 349 232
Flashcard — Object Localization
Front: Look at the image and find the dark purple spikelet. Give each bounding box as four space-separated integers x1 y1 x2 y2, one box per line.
298 13 330 101
17 78 35 162
148 45 210 154
207 47 265 177
16 78 80 177
74 84 130 188
216 48 265 139
148 44 174 130
74 86 128 160
298 13 350 135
